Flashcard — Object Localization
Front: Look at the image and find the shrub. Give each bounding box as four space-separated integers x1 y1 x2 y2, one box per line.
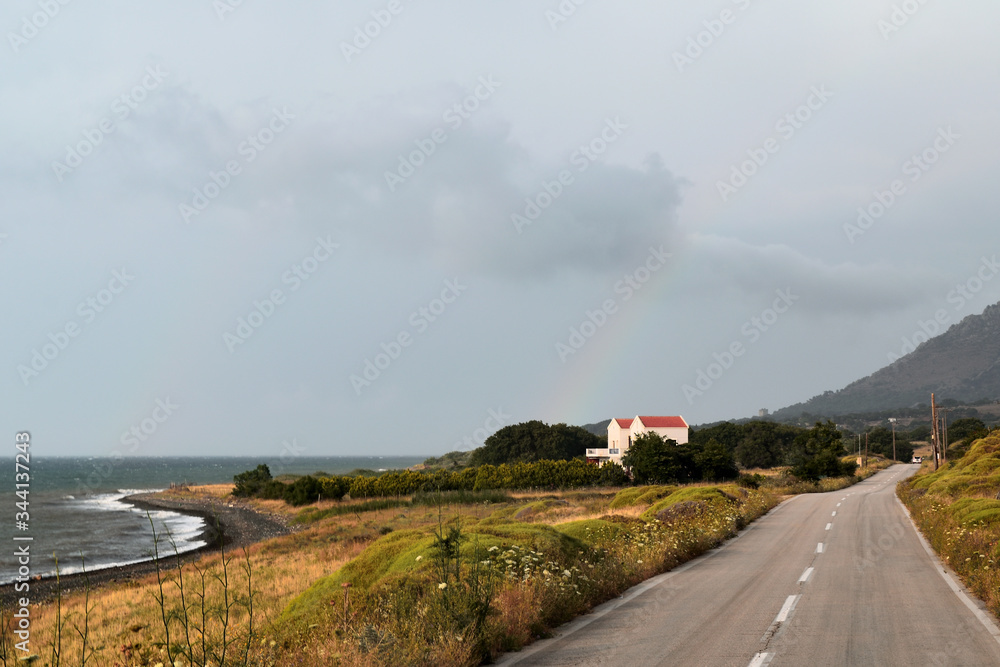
319 476 350 501
737 473 765 489
597 462 630 486
232 464 273 497
284 476 324 506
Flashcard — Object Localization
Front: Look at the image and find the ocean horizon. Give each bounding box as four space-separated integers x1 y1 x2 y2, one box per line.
3 455 425 583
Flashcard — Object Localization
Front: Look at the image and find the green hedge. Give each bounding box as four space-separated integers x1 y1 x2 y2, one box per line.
235 459 607 505
341 459 603 499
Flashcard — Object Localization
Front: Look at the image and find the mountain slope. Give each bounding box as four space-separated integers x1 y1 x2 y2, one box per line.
773 301 1000 418
580 419 612 438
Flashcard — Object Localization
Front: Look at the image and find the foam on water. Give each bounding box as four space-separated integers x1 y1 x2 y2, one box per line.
1 456 424 584
0 488 207 583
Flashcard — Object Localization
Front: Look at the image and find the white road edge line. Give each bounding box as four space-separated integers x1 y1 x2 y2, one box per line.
816 542 824 553
798 567 814 583
748 652 774 667
895 494 1000 647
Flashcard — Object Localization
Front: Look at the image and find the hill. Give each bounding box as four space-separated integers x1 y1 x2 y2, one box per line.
773 301 1000 419
581 419 612 437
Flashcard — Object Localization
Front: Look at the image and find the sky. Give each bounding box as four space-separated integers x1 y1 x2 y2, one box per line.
3 0 1000 458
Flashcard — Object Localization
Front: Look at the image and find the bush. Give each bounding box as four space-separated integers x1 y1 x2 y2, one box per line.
737 473 765 489
792 450 856 482
695 439 739 481
259 479 288 500
319 476 350 501
232 458 612 507
284 476 324 506
598 462 630 486
232 463 273 497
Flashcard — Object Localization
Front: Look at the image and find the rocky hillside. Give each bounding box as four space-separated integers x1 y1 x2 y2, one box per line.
773 301 1000 418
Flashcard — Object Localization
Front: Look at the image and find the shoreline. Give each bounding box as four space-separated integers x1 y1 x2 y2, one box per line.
1 491 293 606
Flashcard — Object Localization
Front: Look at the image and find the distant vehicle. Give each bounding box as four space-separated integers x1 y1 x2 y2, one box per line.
912 456 922 463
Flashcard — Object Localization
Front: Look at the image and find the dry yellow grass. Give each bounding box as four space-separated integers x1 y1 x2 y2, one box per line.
7 473 874 666
13 493 508 666
21 526 340 666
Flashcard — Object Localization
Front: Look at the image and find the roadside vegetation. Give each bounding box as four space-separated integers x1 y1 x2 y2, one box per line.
0 420 892 666
277 484 777 666
898 430 1000 619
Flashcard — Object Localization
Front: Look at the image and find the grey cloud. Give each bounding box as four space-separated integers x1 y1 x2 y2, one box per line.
687 234 940 314
73 83 685 278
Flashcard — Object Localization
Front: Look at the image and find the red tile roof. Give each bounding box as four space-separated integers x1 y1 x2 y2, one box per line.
613 418 634 428
636 416 688 428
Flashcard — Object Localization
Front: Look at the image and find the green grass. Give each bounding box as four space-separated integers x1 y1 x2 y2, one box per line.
950 498 1000 527
291 490 514 525
556 517 642 546
642 486 739 521
292 499 408 524
511 499 569 521
276 484 783 665
279 513 586 631
411 489 513 506
898 432 1000 619
607 485 676 509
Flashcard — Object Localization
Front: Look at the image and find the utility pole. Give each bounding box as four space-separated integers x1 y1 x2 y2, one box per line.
931 393 939 471
864 432 869 469
889 418 897 462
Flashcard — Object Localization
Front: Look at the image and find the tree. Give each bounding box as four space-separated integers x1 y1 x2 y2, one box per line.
695 439 739 481
736 422 803 468
789 421 856 481
689 422 743 452
232 464 272 497
470 421 602 466
691 420 807 469
865 426 913 462
620 433 705 484
621 432 681 484
948 418 988 443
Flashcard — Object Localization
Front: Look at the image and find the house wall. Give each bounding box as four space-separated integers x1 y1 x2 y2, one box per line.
607 421 623 450
604 417 688 467
633 425 689 445
605 420 632 466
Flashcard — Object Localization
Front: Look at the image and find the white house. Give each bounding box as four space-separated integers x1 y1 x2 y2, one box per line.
587 415 689 467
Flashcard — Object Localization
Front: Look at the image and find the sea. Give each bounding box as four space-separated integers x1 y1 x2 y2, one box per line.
2 456 423 584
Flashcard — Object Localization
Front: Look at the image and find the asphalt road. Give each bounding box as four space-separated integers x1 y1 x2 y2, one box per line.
497 465 1000 666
